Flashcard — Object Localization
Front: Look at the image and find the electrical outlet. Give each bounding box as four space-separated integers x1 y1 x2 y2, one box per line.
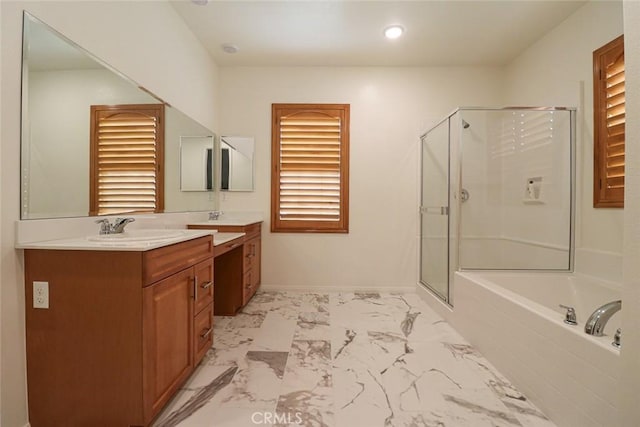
33 281 49 309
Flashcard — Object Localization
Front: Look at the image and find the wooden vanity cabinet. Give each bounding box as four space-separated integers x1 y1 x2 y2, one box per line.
24 236 214 427
188 222 262 314
243 234 261 305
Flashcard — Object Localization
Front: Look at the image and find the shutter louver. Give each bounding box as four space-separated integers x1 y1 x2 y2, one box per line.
90 105 164 216
594 35 625 208
604 55 625 192
272 104 350 232
279 114 341 222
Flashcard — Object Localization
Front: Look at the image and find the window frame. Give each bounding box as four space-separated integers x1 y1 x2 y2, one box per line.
89 104 165 216
271 103 350 233
593 34 625 208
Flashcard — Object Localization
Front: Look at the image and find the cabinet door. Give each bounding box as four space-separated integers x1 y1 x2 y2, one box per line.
143 268 194 420
194 258 214 315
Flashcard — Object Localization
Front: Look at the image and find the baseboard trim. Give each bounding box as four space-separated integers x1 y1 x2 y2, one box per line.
260 284 416 293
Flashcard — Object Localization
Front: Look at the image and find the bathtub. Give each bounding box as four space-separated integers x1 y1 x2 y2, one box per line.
449 271 621 427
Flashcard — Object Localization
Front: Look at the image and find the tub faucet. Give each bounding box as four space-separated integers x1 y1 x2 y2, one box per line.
584 300 621 336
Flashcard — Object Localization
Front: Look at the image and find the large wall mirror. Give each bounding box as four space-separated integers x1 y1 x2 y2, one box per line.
21 12 216 219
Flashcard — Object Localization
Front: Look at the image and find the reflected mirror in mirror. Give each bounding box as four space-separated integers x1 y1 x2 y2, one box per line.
21 12 217 219
180 136 215 192
220 136 255 191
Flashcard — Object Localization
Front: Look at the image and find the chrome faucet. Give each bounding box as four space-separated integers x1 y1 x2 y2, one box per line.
95 217 135 234
95 218 112 235
584 300 621 336
112 218 135 233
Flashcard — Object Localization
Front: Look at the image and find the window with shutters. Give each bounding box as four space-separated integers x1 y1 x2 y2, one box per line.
271 103 350 233
90 104 165 216
594 35 625 208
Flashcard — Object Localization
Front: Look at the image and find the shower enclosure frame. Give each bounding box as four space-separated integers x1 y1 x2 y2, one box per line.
419 106 577 306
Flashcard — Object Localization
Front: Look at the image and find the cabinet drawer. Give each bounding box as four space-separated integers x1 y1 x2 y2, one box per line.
243 242 255 271
214 236 244 257
194 258 214 314
143 236 213 286
244 222 261 239
243 271 256 306
193 304 213 365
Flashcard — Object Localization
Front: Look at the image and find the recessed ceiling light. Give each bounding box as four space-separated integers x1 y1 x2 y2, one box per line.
384 25 404 40
221 44 239 54
191 0 209 5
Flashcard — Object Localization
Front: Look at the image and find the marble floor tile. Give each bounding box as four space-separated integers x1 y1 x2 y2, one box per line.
250 312 298 352
156 291 556 427
294 312 331 341
204 327 260 367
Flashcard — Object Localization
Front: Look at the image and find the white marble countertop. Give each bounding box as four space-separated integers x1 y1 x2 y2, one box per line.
213 232 245 246
15 229 247 252
189 219 262 227
16 229 215 252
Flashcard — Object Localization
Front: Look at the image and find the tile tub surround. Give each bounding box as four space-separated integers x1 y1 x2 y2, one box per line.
154 292 554 427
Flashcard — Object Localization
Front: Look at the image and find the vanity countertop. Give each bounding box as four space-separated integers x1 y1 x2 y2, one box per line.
213 232 245 246
16 229 218 252
188 213 263 227
189 219 262 227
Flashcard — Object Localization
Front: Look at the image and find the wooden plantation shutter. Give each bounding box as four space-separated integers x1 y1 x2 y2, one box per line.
271 104 350 233
594 35 625 208
90 104 165 216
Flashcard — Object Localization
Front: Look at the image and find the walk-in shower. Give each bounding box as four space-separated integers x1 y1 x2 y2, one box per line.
419 107 576 304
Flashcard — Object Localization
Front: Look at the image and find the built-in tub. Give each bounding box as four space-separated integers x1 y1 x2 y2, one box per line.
451 271 621 427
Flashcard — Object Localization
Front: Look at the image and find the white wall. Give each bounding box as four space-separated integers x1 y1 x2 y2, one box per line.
503 1 625 260
218 66 504 290
0 2 220 426
620 1 640 425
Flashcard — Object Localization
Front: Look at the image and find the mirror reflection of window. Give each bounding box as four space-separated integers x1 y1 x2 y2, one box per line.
220 136 255 192
90 104 165 216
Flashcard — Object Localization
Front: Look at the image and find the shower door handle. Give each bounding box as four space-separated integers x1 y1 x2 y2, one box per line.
420 206 449 215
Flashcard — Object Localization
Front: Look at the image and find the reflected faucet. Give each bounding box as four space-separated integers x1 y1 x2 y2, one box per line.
208 210 222 220
584 300 621 336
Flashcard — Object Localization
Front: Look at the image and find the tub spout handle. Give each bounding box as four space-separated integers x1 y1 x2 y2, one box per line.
612 328 621 349
559 304 577 325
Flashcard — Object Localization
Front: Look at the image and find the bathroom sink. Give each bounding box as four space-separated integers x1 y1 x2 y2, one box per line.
87 229 186 243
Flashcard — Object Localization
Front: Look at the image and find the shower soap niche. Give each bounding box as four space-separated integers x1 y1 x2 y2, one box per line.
523 176 544 204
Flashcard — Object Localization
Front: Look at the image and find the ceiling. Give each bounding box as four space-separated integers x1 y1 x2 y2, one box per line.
170 0 587 67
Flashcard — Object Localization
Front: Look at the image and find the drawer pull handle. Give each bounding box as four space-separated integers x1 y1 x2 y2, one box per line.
200 328 213 339
200 281 213 289
228 243 240 249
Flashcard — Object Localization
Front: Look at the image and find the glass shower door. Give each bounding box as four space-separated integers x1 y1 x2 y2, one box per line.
420 119 450 303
